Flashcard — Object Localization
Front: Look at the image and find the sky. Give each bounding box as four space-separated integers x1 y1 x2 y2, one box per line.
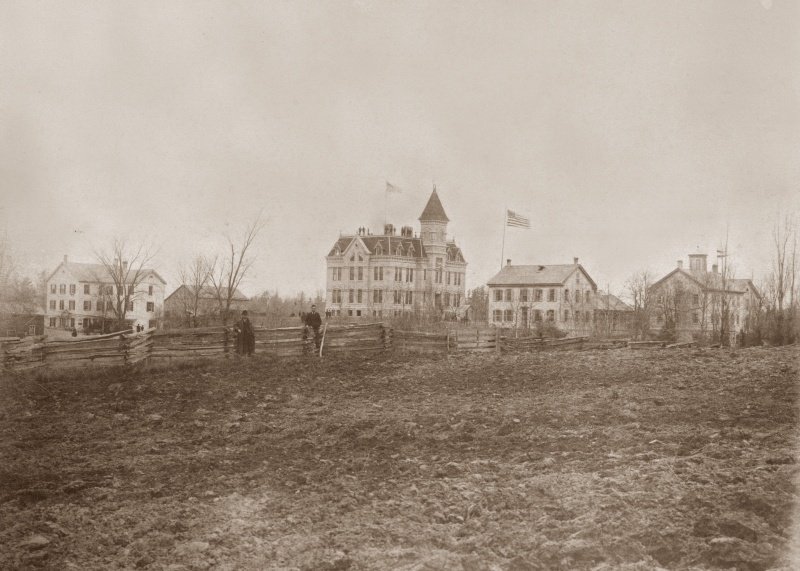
2 0 799 299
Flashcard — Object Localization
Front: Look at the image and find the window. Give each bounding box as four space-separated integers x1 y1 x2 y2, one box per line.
147 302 154 312
585 290 590 301
97 300 105 312
535 289 543 302
148 285 154 296
349 290 354 303
447 272 452 285
548 289 556 302
105 285 113 295
520 289 529 302
692 312 699 324
358 267 363 281
423 269 427 282
445 292 450 306
504 309 513 322
70 284 76 295
332 289 342 304
49 300 56 310
407 268 414 282
493 309 502 322
332 267 341 281
373 289 383 303
395 267 402 282
349 267 355 281
405 291 413 304
83 301 91 311
59 284 66 294
357 289 363 303
494 289 503 302
505 289 513 302
435 269 442 284
49 317 56 327
126 301 134 311
396 244 403 256
348 309 353 316
547 310 555 322
563 310 569 321
68 299 76 310
534 310 542 322
564 289 570 301
50 284 56 294
575 291 581 303
374 267 383 281
692 294 699 306
394 290 402 304
375 243 383 255
407 246 414 257
59 300 64 310
356 310 362 317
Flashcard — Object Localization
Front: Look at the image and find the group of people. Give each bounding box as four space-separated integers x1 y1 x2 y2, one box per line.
233 305 324 355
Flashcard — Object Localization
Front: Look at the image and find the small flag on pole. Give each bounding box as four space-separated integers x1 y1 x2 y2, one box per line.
386 181 402 194
506 209 530 229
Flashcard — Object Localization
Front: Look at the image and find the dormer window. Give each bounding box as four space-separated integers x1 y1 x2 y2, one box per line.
375 243 383 255
407 245 414 257
446 249 453 261
396 244 403 256
334 246 341 255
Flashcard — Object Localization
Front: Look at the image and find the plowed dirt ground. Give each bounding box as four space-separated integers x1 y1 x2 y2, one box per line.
1 346 798 570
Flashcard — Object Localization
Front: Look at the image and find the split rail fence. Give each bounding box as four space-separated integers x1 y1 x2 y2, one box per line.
0 324 643 376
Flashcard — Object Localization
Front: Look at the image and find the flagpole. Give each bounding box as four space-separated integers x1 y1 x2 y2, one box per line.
500 205 507 270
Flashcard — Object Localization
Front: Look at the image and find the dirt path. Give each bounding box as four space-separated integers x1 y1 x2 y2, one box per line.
1 346 798 570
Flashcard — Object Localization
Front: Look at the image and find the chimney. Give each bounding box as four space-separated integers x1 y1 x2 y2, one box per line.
63 254 68 263
677 260 683 269
506 259 512 267
573 257 579 265
712 264 718 273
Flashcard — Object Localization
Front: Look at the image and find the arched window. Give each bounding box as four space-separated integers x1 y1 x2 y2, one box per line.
446 249 453 261
396 244 403 256
375 243 383 255
407 245 414 257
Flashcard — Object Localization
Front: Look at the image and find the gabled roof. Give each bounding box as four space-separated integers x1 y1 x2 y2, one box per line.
327 235 428 259
47 261 166 285
418 188 449 223
165 285 248 303
0 301 46 316
594 293 633 312
487 264 596 289
446 241 466 263
651 268 760 297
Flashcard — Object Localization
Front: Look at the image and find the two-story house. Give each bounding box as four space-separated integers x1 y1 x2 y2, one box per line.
649 253 760 344
45 255 166 333
325 187 467 319
486 258 598 335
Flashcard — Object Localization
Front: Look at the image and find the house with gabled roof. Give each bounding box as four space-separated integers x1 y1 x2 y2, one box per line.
45 255 166 333
649 253 760 344
325 186 467 318
486 258 598 334
164 285 249 327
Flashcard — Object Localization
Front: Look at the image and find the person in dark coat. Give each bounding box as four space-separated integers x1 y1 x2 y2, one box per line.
304 305 323 349
235 310 255 356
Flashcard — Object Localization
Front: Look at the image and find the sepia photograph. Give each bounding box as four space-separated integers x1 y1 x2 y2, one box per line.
1 1 799 569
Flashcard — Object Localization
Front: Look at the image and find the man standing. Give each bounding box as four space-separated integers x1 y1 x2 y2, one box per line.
235 310 255 356
305 304 323 349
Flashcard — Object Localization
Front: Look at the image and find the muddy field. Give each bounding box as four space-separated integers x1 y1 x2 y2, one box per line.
1 346 798 570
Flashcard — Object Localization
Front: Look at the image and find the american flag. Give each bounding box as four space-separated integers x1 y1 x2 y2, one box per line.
386 181 402 194
506 209 530 229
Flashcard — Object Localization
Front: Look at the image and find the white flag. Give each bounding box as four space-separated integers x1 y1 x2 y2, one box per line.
506 209 531 229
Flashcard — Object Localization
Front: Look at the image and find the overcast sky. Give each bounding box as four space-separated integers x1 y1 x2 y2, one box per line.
2 0 798 299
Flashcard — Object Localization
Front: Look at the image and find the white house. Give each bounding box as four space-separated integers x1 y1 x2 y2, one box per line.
486 258 598 335
45 255 166 333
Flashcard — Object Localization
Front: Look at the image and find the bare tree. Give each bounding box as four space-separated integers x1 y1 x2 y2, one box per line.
0 236 17 301
95 239 158 331
766 215 798 344
625 270 656 340
209 214 265 325
178 254 214 327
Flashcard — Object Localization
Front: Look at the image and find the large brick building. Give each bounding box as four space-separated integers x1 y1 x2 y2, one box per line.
325 187 467 318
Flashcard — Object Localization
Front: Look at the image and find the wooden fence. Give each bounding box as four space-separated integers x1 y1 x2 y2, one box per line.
0 324 643 376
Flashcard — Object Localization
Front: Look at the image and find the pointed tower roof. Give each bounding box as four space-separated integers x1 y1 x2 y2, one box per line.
418 187 450 222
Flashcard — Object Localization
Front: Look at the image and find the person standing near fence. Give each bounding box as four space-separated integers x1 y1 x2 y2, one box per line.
235 310 255 356
305 304 322 349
